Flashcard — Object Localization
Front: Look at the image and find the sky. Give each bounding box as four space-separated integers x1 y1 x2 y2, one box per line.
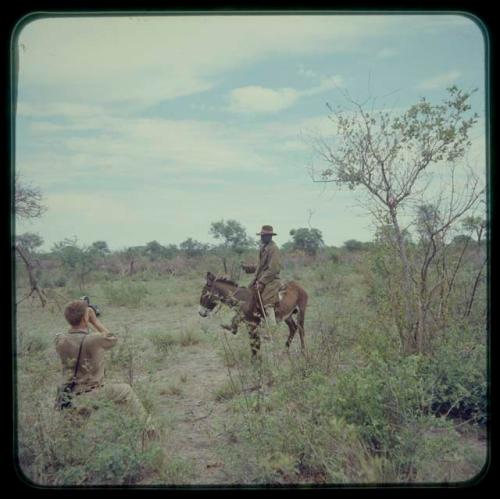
14 13 487 252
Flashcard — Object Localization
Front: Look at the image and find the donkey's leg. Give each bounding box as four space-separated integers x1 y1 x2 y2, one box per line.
297 307 306 352
248 325 261 359
222 309 244 335
284 316 297 348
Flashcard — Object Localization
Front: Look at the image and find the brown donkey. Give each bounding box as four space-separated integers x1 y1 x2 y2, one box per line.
198 272 308 357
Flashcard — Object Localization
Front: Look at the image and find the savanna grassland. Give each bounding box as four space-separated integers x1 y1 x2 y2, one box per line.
14 247 488 486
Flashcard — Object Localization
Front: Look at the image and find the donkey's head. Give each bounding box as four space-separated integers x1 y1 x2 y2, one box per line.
199 272 240 317
198 272 222 317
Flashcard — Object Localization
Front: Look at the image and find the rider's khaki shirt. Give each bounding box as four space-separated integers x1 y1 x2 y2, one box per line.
254 240 282 305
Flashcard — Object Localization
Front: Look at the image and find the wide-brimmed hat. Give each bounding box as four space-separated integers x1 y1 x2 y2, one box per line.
257 225 277 236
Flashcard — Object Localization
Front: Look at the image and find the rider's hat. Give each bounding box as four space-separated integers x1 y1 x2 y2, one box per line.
257 225 277 236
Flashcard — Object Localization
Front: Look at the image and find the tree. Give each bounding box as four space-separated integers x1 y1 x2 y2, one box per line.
90 240 110 257
16 232 44 254
14 176 47 306
280 241 295 252
415 204 442 243
374 225 412 247
452 234 473 246
461 216 486 245
144 240 167 261
209 220 253 278
459 216 487 317
179 238 209 258
209 219 253 254
121 246 143 276
311 86 484 353
342 239 365 252
15 174 47 220
15 243 47 307
51 237 96 291
163 244 179 259
289 227 324 256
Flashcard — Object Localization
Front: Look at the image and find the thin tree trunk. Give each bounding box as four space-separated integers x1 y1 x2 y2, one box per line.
15 243 47 307
389 209 419 353
464 257 487 318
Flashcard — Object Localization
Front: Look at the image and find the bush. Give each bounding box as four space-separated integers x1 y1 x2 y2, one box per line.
217 369 377 484
17 397 163 486
343 239 365 252
53 275 68 288
388 415 463 482
333 352 430 452
101 282 149 308
422 326 487 424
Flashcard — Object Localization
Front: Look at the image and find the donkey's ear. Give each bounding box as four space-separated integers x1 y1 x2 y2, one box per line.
206 271 215 282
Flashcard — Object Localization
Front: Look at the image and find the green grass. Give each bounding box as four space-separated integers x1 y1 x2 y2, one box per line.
15 251 488 485
213 380 243 402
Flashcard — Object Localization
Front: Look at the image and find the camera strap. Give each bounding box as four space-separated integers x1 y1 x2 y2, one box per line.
70 334 87 386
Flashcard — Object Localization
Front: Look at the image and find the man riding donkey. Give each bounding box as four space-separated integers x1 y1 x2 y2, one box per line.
222 224 281 336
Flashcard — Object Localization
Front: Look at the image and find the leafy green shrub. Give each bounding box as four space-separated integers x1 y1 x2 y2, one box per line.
217 373 377 484
333 352 430 451
39 273 68 288
17 398 163 486
53 275 68 288
101 281 149 308
422 327 487 424
388 415 463 482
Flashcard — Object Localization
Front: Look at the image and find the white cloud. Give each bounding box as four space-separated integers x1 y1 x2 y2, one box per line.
228 86 299 113
302 75 344 96
417 70 461 90
17 15 395 108
14 14 485 251
228 74 343 114
17 110 301 195
298 66 319 79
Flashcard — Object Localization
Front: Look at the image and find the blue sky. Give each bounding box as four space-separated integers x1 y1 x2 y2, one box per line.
15 14 487 251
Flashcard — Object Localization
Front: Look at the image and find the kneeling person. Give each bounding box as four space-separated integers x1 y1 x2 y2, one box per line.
55 300 155 435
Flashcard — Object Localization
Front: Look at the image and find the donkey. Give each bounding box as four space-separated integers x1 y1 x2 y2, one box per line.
198 271 308 357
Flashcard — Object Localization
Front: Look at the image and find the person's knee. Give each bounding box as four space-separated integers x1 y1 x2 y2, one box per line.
103 383 136 403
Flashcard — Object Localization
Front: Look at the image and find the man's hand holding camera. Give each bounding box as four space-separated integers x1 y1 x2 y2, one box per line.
86 306 110 334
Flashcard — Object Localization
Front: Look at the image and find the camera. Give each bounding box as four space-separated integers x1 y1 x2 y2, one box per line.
81 296 101 316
